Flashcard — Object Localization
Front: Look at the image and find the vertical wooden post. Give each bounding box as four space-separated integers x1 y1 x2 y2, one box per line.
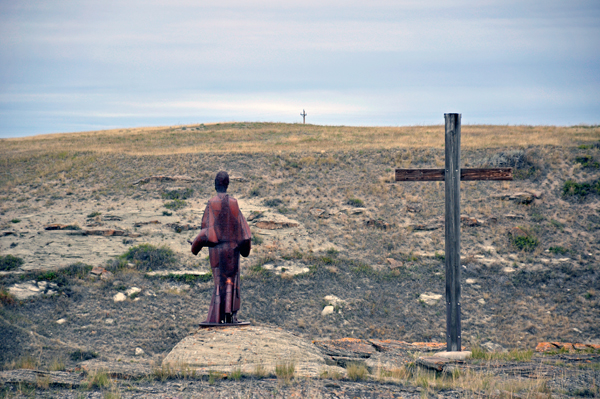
445 113 461 351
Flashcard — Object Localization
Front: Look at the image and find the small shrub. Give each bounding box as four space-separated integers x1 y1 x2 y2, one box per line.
162 188 193 200
563 179 600 198
154 272 212 284
10 355 38 370
0 254 24 271
253 363 268 378
510 235 539 252
549 246 569 255
0 288 16 306
49 357 66 371
87 211 101 218
326 248 339 257
162 210 172 216
10 218 20 223
85 369 110 389
575 155 600 169
263 198 283 207
275 361 295 383
121 244 175 271
36 375 50 389
347 197 364 207
249 187 261 197
229 369 242 381
70 349 98 362
164 199 187 210
346 362 369 381
251 235 263 245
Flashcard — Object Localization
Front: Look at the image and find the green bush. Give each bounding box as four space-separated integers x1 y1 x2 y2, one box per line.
575 155 600 169
70 349 98 361
121 244 176 271
164 199 187 210
0 255 24 271
562 179 600 198
87 211 101 218
162 188 193 200
263 198 283 207
347 197 364 207
511 235 539 252
549 246 569 255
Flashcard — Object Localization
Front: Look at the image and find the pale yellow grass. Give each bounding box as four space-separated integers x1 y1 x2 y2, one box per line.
1 122 598 158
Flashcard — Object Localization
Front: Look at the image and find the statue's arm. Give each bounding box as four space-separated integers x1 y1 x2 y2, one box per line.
238 209 252 258
191 203 211 255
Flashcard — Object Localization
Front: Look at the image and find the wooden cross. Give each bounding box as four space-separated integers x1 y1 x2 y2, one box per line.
301 109 307 124
395 114 512 351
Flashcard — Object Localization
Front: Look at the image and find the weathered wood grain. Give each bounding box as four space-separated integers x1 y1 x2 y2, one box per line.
395 168 512 181
445 113 462 352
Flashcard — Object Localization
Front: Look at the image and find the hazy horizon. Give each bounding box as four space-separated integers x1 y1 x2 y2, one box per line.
1 0 599 138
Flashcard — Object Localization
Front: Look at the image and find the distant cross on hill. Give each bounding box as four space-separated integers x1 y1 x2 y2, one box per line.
395 113 512 352
301 109 307 124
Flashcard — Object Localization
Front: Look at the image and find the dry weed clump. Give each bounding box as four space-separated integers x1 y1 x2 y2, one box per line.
346 362 369 381
275 361 295 384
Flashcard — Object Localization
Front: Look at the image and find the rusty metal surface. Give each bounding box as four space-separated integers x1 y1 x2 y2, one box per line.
191 171 252 324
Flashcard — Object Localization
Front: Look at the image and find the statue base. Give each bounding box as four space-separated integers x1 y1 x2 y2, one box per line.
199 321 251 328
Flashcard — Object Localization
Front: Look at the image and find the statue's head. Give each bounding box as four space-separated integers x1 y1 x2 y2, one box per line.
215 171 229 193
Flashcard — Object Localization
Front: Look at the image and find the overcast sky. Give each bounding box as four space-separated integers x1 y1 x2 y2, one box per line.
1 0 599 138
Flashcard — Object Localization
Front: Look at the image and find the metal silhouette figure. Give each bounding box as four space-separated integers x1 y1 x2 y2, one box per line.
192 171 252 326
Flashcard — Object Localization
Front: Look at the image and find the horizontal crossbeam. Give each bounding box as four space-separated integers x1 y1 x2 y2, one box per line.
395 168 512 182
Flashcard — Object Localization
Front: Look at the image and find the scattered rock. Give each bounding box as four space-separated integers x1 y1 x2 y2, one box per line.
386 258 403 269
460 215 482 226
478 298 486 305
132 175 194 185
44 224 80 231
410 220 442 231
0 369 83 388
163 325 344 378
261 261 310 276
309 208 330 218
246 211 263 221
134 220 160 227
166 223 200 232
406 203 422 213
322 305 335 316
535 342 600 352
492 192 538 204
105 318 114 324
56 318 67 325
102 215 123 221
254 221 298 230
481 342 507 353
465 278 477 284
135 347 145 356
509 226 528 237
113 293 126 302
365 219 391 230
324 295 345 307
504 214 524 219
125 287 141 297
90 266 113 280
419 293 442 305
8 282 41 300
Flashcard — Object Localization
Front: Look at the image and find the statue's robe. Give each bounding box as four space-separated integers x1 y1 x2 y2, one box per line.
191 193 251 323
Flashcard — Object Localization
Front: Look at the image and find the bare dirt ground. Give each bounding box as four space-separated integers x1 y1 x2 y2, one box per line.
1 122 599 397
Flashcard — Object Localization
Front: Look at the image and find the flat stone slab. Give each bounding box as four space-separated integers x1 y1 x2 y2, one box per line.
162 325 346 378
434 351 472 360
0 369 83 388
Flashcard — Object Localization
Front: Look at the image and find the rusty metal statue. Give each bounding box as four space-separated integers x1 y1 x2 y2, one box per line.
191 171 252 326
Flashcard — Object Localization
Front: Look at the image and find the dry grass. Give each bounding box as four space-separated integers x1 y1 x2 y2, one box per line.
1 123 598 159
